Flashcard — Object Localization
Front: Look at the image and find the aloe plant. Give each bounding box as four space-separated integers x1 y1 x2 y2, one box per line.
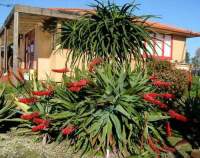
0 88 17 126
49 62 170 157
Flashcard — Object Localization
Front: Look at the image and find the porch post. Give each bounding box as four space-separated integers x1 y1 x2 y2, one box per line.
13 11 19 74
3 27 7 73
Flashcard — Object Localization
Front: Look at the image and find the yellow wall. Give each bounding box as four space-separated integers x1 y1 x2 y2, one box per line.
35 25 69 81
172 35 186 63
31 25 187 81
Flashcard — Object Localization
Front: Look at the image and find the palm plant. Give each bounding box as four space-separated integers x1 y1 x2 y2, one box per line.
59 0 154 66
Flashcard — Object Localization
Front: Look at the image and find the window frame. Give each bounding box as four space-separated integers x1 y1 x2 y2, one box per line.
144 33 173 60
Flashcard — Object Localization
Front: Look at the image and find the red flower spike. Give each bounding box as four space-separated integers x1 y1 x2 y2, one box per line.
151 80 172 87
33 118 49 126
147 136 160 154
143 93 167 109
32 90 53 96
20 112 40 120
31 112 40 118
18 97 37 104
68 86 82 92
51 67 70 73
32 124 47 132
149 75 157 81
62 125 76 135
168 110 189 122
88 57 103 72
153 100 168 109
165 122 172 137
20 114 33 120
160 93 175 99
68 79 89 88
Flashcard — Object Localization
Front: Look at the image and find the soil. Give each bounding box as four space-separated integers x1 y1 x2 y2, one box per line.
0 131 79 158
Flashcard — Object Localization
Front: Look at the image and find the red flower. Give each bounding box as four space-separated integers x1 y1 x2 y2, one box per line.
168 110 189 122
68 79 89 88
67 79 90 92
160 93 175 99
149 75 157 81
147 136 160 154
52 67 70 73
68 86 82 92
31 112 40 118
152 100 168 109
18 97 37 104
62 125 76 135
32 90 53 96
151 80 172 87
165 122 172 137
33 118 49 126
32 124 47 132
143 93 167 109
20 112 40 120
88 57 103 72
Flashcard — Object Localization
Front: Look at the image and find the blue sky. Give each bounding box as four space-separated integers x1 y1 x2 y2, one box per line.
0 0 200 57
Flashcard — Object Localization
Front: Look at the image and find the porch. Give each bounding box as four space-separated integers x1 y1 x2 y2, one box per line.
0 5 76 81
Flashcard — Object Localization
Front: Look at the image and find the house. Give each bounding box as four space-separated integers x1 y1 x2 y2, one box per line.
0 5 200 81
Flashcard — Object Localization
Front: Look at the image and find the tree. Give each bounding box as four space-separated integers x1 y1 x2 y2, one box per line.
192 48 200 69
59 0 154 66
185 51 190 63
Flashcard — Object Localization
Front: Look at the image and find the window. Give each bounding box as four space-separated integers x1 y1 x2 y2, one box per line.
144 33 173 60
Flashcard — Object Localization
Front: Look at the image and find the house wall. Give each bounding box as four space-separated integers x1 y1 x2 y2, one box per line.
171 35 186 63
33 25 187 81
35 25 68 81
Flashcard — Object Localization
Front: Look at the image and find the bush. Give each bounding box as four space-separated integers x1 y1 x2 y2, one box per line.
146 59 189 98
9 61 176 157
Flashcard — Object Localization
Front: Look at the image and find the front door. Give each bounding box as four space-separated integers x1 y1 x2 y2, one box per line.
25 30 35 69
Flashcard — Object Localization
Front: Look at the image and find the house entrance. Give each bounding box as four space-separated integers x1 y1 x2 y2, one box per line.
25 29 35 69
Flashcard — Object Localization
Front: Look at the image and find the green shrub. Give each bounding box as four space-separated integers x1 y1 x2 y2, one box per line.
48 62 171 157
146 59 188 98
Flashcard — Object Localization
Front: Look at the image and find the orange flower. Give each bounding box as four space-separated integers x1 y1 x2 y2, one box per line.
147 136 160 154
52 67 70 73
88 57 103 72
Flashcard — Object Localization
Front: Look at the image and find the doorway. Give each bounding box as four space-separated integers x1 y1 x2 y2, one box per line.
25 30 35 69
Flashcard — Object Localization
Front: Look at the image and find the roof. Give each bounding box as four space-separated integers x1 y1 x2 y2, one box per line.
144 21 200 37
0 5 200 38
